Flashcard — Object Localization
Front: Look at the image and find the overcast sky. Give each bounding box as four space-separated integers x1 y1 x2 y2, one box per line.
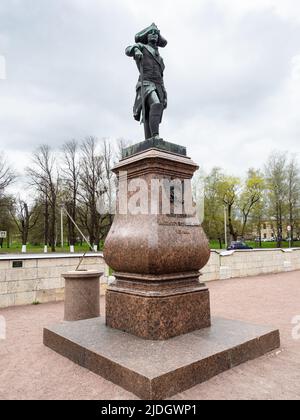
1 0 300 184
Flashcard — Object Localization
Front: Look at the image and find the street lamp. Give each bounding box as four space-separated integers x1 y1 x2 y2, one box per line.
287 225 292 249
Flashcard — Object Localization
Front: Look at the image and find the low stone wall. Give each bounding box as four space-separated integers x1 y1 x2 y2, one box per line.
0 253 106 309
201 248 300 282
1 249 300 309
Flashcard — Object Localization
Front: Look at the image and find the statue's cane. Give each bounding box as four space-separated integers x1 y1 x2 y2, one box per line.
140 56 147 139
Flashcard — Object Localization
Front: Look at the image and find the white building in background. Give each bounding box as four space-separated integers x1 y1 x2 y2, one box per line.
251 221 300 241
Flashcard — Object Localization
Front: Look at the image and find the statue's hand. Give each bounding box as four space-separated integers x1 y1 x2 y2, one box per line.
135 49 143 61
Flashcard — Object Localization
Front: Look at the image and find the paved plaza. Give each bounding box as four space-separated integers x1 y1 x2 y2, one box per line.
0 271 299 400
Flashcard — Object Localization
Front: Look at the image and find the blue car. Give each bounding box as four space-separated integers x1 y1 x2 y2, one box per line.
227 241 253 250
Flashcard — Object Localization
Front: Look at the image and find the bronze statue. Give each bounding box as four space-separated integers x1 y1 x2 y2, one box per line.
126 23 168 140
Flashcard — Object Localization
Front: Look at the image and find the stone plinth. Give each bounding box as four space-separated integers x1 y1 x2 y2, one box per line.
106 272 210 340
63 270 103 321
43 317 280 400
104 146 211 340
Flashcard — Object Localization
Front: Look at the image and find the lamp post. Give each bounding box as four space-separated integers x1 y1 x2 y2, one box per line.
287 225 291 249
61 206 64 250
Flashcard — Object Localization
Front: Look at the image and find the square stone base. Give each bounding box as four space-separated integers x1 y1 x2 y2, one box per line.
106 288 211 340
43 317 280 400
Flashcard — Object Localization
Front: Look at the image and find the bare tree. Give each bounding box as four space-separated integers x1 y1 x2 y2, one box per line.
10 199 39 250
78 137 104 249
0 153 16 193
116 137 132 160
61 140 80 247
101 138 117 216
26 145 60 252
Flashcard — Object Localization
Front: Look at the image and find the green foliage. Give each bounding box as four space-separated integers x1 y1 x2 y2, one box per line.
202 155 300 245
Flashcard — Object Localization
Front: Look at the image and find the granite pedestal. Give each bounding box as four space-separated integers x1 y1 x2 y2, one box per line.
106 273 211 340
104 143 211 340
43 317 280 400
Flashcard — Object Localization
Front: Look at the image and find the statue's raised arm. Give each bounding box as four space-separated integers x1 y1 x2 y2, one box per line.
125 23 168 140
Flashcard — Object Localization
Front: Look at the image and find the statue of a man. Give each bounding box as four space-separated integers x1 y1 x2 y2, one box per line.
126 23 168 140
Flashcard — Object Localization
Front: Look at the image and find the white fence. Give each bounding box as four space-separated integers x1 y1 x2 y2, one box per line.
0 253 106 308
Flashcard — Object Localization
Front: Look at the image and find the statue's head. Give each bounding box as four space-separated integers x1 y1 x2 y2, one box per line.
135 23 167 48
147 29 159 46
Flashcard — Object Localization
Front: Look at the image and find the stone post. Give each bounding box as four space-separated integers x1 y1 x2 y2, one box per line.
63 270 103 321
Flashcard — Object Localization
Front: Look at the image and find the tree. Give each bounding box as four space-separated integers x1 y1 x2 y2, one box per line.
218 176 241 241
203 169 264 245
27 145 60 252
116 138 132 160
10 199 39 251
0 196 15 248
250 193 267 247
61 140 80 247
286 158 300 245
239 169 265 238
265 152 288 248
0 153 15 194
78 137 104 249
0 155 16 249
203 168 225 248
100 139 117 229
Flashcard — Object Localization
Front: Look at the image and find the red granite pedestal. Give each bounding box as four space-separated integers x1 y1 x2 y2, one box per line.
104 147 211 340
106 272 211 340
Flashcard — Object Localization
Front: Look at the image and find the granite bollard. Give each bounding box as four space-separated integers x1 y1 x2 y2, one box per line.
63 270 103 322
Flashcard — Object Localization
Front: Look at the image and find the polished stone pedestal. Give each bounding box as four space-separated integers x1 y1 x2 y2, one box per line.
104 146 211 340
43 317 280 400
106 273 211 340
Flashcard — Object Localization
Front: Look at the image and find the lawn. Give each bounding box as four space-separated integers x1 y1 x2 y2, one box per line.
209 240 300 250
0 242 103 254
1 240 300 254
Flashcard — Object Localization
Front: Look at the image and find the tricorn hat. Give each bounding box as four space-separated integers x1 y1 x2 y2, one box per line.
135 23 167 48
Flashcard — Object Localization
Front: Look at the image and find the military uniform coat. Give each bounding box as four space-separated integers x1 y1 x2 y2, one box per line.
126 43 167 121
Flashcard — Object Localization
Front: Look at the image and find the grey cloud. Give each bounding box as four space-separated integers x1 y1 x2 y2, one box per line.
0 0 300 175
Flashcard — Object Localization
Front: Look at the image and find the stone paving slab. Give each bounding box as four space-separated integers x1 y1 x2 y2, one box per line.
1 270 300 400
